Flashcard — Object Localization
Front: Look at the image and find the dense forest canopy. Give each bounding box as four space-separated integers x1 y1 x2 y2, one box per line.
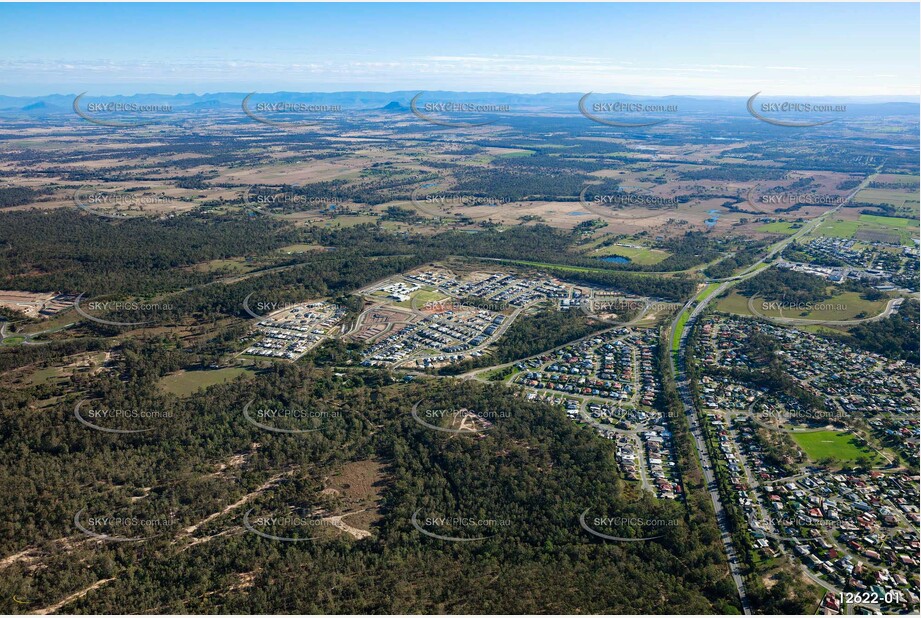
0 344 740 613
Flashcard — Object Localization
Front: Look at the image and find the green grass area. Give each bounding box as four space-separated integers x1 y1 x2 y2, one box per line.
395 287 449 309
719 287 889 322
494 150 534 158
320 215 379 228
1 336 25 346
189 258 252 273
695 283 720 303
877 174 920 186
484 257 678 276
27 366 63 385
756 291 889 321
798 324 848 336
815 216 918 246
791 431 878 464
592 245 671 265
670 284 718 352
496 259 610 274
277 243 326 254
672 309 690 352
482 366 522 382
18 311 76 335
669 283 721 353
577 235 608 251
743 262 771 276
159 367 254 397
858 214 914 227
714 291 754 316
816 218 860 239
757 222 800 235
855 188 918 209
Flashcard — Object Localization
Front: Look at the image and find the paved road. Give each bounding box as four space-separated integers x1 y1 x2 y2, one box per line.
665 170 881 614
457 299 657 381
393 298 539 370
705 176 876 287
0 319 75 345
670 304 752 614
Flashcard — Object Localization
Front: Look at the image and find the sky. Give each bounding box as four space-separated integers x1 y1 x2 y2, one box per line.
0 3 918 97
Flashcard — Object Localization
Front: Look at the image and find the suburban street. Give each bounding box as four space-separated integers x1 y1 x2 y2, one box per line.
664 170 881 614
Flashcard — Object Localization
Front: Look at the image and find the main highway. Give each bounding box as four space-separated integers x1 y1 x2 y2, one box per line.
665 170 879 614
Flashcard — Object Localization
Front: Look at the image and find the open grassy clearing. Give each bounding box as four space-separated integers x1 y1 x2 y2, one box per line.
277 243 327 254
26 366 64 385
756 291 889 321
816 218 859 239
791 431 879 464
855 188 919 209
316 215 380 228
481 257 685 277
188 258 252 274
874 173 920 186
670 283 720 353
672 310 690 352
813 215 918 246
756 222 801 235
159 367 255 397
858 214 914 227
494 150 535 158
719 288 889 322
715 291 754 316
695 282 720 303
394 287 449 309
591 244 671 265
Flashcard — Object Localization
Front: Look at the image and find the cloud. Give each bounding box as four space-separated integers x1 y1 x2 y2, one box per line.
0 56 915 96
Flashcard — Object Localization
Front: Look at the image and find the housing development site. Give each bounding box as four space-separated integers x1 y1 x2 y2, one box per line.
244 301 347 360
234 260 919 611
507 327 683 500
0 290 75 319
351 266 642 369
692 315 920 614
237 263 685 500
241 264 656 369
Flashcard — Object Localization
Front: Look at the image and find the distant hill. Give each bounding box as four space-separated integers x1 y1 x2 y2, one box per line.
187 99 227 110
0 92 917 118
13 101 67 115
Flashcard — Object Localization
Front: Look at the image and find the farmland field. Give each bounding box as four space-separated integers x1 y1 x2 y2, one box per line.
858 214 914 227
757 221 800 235
814 215 918 245
855 188 919 209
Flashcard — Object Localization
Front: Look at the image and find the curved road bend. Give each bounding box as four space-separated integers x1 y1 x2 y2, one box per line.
747 295 903 327
454 299 657 381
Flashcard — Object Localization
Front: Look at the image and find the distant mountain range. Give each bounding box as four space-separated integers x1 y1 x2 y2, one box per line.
1 91 917 116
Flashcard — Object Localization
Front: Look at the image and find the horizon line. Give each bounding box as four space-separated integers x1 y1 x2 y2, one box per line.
4 90 920 100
